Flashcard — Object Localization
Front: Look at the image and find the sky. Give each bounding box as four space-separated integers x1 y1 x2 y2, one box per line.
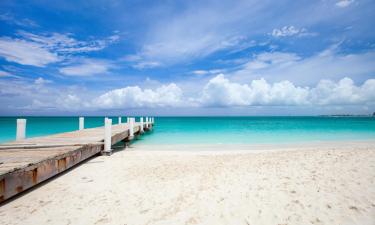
0 0 374 116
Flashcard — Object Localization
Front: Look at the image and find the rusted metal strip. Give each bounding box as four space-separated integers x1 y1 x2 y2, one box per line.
0 144 102 203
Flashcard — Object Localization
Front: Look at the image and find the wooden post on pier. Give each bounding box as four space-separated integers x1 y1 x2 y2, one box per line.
127 117 130 123
103 118 112 155
79 117 84 130
145 117 149 129
129 117 134 139
16 119 26 140
118 116 122 124
140 117 144 133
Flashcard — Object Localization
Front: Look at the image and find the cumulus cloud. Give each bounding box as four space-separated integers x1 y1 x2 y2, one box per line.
59 59 112 76
89 74 375 110
310 78 375 105
93 83 183 108
200 74 310 106
336 0 355 8
1 74 374 112
199 74 375 107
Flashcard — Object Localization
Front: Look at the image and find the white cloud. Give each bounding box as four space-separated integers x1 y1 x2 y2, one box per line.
56 94 83 110
18 31 119 54
91 74 375 109
93 83 183 108
199 74 375 107
133 61 161 69
0 78 91 111
59 59 112 76
0 70 20 78
271 26 314 37
34 77 52 85
0 37 60 67
0 31 119 67
192 69 225 75
200 74 310 106
127 1 279 66
127 0 353 66
121 54 161 69
0 71 10 77
1 73 374 112
0 13 38 27
336 0 355 8
231 46 375 85
310 78 375 105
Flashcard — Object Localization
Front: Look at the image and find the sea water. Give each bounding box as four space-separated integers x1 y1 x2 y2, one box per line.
0 116 374 144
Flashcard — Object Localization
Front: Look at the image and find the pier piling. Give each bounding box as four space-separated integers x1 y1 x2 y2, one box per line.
79 117 84 130
129 118 134 139
16 119 26 140
140 117 144 133
104 118 112 155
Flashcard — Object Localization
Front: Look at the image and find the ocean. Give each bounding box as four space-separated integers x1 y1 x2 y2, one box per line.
0 116 374 144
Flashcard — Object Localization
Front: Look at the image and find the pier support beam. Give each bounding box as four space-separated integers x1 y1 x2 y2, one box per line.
140 117 144 133
118 116 122 124
79 117 84 130
16 119 26 140
129 117 134 139
103 118 112 156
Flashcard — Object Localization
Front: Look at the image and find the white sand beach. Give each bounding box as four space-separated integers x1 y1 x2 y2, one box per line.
1 141 375 225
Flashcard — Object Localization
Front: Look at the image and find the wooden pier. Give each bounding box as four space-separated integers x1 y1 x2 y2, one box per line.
0 117 154 203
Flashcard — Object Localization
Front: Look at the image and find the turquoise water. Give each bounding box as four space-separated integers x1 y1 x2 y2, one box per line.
0 117 374 144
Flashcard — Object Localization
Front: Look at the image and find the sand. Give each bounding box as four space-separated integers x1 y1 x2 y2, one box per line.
0 141 375 225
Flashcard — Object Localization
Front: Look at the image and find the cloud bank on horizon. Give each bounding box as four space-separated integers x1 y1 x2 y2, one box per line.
0 0 374 115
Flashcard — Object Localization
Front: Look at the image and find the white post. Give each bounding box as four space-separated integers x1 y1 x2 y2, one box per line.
16 119 26 140
129 117 134 138
118 116 122 124
140 117 144 133
146 117 149 128
79 117 84 130
104 118 112 154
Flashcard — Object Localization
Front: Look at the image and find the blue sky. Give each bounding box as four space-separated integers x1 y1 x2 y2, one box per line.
0 0 374 116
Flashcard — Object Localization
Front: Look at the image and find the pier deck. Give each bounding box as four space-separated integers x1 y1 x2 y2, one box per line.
0 122 151 203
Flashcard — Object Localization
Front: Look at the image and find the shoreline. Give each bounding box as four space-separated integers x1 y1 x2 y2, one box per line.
132 139 375 152
1 140 374 225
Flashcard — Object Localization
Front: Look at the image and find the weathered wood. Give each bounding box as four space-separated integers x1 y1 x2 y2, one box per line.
0 122 146 203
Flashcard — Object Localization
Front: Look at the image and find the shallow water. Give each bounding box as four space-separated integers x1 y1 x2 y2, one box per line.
1 116 374 144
